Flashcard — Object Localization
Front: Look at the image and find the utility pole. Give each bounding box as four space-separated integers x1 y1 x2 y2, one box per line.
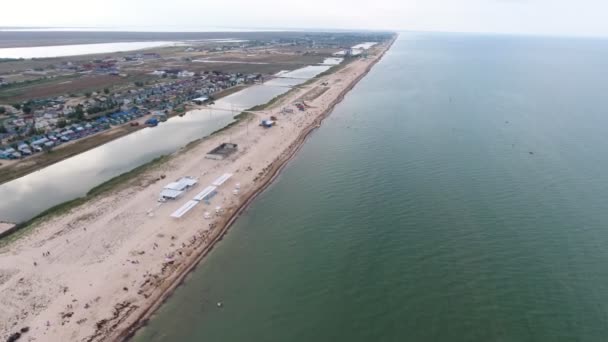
229 104 233 143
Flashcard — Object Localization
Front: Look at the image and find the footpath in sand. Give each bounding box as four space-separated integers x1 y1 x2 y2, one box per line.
0 39 393 342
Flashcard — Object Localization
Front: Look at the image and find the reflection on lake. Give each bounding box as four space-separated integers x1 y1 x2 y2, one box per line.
0 63 333 223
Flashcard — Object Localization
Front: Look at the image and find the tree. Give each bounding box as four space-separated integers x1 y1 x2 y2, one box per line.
71 105 85 121
57 119 67 128
103 88 110 94
0 124 6 134
84 92 92 98
0 106 5 114
13 104 21 110
22 106 32 114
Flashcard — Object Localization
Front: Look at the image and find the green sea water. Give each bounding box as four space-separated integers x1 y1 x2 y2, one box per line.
135 33 608 341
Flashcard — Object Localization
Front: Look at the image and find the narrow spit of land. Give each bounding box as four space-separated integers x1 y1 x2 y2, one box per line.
0 37 394 342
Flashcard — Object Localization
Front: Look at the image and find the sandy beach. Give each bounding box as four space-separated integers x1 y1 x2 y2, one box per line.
0 38 394 342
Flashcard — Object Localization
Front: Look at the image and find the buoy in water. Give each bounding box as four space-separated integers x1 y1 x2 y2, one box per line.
217 302 223 308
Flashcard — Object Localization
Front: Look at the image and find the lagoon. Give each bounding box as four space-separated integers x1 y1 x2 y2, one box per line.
0 41 184 59
0 63 331 223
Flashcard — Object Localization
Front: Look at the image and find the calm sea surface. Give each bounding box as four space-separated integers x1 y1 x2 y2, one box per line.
134 32 608 341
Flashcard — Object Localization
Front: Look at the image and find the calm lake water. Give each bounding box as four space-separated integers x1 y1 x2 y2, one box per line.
0 41 182 58
0 65 330 223
135 33 608 342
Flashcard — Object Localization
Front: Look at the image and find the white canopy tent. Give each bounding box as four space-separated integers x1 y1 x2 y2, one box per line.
160 189 184 200
193 186 217 201
170 200 199 218
165 177 198 191
212 173 233 187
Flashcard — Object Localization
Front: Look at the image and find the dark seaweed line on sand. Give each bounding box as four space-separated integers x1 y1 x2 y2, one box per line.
112 36 397 342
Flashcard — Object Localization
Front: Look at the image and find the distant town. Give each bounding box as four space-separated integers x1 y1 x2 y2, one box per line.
0 32 389 163
0 68 263 159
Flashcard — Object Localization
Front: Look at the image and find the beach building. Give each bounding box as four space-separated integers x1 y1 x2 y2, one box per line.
159 176 198 200
192 96 209 105
206 143 238 160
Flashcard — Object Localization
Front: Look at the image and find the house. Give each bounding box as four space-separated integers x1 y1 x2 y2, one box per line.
192 96 209 105
159 176 198 200
177 71 195 78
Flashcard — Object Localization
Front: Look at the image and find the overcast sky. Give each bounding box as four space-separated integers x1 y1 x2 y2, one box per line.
3 0 608 37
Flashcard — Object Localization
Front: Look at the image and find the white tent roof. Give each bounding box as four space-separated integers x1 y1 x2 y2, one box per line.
212 173 233 187
160 189 183 199
165 177 198 191
193 186 217 201
179 177 198 187
164 182 182 190
171 200 199 218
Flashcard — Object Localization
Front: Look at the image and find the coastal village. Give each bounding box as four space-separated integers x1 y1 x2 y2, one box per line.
0 31 394 342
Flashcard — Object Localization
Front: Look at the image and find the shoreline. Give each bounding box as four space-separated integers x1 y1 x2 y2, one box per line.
0 35 396 342
118 36 396 341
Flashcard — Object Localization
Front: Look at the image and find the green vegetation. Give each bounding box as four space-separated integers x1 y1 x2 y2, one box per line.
70 104 85 120
86 155 169 197
0 75 78 100
0 58 22 63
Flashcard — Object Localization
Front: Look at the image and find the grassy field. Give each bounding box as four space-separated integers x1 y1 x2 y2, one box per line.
0 74 139 103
